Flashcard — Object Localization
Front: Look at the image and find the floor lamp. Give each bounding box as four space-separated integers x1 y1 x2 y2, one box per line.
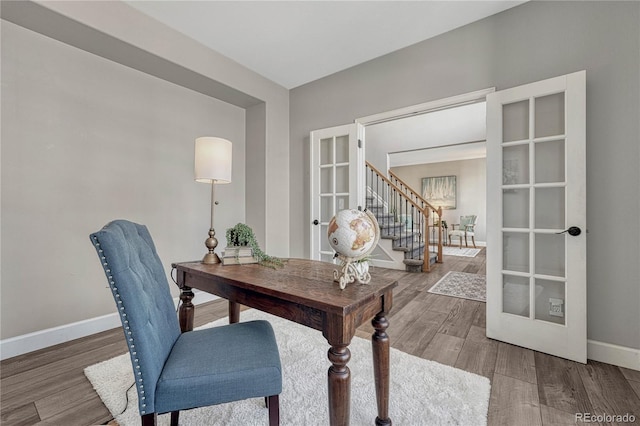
194 136 232 264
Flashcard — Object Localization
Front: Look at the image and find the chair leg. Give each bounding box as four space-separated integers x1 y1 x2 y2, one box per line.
458 236 462 249
141 413 157 426
464 235 468 247
170 411 179 426
267 395 280 426
472 236 476 248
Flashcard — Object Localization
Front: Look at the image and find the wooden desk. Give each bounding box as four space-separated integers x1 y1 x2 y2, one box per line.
172 258 397 426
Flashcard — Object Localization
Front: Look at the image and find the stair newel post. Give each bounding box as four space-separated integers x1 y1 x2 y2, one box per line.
420 203 425 260
405 198 411 257
376 169 378 208
417 205 423 261
390 186 395 238
437 206 444 263
422 207 430 272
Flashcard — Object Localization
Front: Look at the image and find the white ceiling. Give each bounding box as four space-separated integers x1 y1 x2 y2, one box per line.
126 1 525 89
368 101 487 167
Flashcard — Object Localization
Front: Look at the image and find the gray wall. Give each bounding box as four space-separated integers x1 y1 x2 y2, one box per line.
1 21 246 338
1 1 291 341
391 159 487 243
290 1 640 350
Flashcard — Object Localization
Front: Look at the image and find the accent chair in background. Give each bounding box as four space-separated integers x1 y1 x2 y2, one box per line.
90 220 282 426
448 215 477 248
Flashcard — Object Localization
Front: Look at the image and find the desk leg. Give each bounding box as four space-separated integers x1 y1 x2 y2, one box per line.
229 301 240 324
372 312 392 426
179 287 195 332
327 344 351 425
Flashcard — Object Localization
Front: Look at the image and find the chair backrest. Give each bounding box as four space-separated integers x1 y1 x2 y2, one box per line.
460 215 477 232
90 220 181 414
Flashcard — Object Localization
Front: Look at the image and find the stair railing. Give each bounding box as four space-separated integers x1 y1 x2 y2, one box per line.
388 169 445 263
366 161 443 271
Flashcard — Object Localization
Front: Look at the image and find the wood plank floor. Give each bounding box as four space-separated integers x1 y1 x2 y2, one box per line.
2 248 639 425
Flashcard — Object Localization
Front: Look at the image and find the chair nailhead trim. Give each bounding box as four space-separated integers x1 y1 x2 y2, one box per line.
93 235 148 413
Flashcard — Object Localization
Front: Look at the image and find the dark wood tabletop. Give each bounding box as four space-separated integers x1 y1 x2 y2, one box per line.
173 258 395 312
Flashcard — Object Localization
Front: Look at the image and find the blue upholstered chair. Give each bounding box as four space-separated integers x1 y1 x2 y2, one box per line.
90 220 282 426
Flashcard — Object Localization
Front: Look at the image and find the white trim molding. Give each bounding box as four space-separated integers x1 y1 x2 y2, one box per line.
356 87 495 126
588 339 640 371
0 290 219 361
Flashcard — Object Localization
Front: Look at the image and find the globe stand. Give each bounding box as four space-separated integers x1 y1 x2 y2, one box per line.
333 255 371 290
328 209 380 290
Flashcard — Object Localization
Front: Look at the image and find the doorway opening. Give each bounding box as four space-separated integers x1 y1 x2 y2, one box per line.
357 89 493 249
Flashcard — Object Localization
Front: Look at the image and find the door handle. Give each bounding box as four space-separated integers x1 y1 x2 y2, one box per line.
313 219 319 225
556 226 581 236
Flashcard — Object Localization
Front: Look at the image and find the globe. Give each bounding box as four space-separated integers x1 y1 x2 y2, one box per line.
327 209 380 261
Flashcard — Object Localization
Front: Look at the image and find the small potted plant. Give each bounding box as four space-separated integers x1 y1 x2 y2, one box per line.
226 223 283 268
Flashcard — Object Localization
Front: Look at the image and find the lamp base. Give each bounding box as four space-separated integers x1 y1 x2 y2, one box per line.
202 252 221 264
202 228 221 264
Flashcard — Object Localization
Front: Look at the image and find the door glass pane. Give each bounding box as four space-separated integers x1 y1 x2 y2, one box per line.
535 139 565 183
535 279 565 325
321 253 336 263
321 225 331 251
320 196 334 222
535 233 565 276
320 137 333 165
335 135 349 163
503 188 529 228
336 165 349 193
503 274 529 317
535 93 565 138
535 187 565 229
336 195 349 211
503 145 529 184
503 100 529 142
503 232 529 272
320 167 333 193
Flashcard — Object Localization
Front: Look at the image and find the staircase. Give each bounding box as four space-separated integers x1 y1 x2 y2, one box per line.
365 162 445 272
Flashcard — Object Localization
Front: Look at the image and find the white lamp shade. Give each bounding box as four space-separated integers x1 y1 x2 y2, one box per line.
194 137 232 184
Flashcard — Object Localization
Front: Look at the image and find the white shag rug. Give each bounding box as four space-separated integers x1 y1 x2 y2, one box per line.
428 271 487 302
431 245 482 258
85 310 490 425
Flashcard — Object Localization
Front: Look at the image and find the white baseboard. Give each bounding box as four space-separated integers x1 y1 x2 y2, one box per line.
0 290 219 361
588 339 640 371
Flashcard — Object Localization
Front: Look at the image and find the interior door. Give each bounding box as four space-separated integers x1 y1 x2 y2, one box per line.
486 71 587 363
310 123 365 262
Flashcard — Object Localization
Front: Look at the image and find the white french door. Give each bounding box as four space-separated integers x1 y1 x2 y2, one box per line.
486 71 587 363
310 123 365 262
